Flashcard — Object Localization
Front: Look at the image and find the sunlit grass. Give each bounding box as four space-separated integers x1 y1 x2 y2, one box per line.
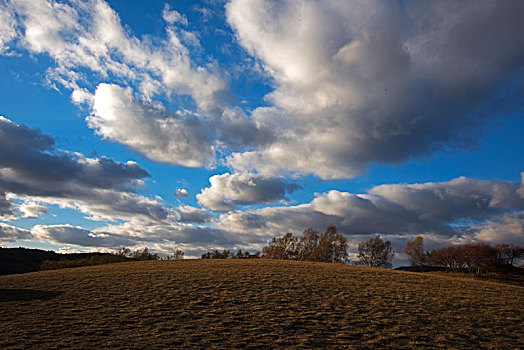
0 259 522 348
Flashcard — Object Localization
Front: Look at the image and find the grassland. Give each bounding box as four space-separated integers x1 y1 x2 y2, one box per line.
0 259 522 349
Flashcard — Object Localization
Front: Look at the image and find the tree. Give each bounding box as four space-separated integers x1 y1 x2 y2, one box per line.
462 243 498 276
405 236 426 271
296 227 319 261
131 247 159 261
428 246 465 271
358 236 395 268
311 225 349 263
116 247 159 261
166 249 184 260
495 244 524 266
262 225 348 263
428 243 508 276
201 249 232 259
262 232 298 260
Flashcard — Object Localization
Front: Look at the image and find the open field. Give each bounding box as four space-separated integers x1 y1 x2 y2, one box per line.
0 260 523 349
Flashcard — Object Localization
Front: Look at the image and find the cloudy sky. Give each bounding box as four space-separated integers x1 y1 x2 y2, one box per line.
1 0 523 264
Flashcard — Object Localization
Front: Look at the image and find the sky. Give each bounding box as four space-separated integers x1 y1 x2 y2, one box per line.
0 0 523 264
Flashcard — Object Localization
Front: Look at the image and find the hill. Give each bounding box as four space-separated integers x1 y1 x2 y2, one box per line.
0 247 126 275
0 259 522 349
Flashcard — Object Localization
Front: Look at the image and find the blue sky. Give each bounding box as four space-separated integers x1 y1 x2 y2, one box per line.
0 0 523 263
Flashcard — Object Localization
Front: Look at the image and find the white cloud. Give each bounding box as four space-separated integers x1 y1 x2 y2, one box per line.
12 0 80 56
163 4 188 26
0 116 168 222
18 201 48 218
226 0 524 179
89 83 214 167
369 176 524 221
473 213 524 246
0 192 17 221
197 172 300 211
31 224 134 248
174 188 189 198
0 2 17 54
97 217 242 246
6 172 524 254
0 222 32 243
5 0 227 168
9 0 225 106
176 205 212 224
216 174 524 246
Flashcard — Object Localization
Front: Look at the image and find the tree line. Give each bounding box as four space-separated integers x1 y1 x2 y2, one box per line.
40 247 184 270
405 236 524 276
200 225 395 267
200 226 523 277
201 249 261 259
259 225 397 267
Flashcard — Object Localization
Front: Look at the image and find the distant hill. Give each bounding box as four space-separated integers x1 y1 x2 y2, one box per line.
0 247 121 275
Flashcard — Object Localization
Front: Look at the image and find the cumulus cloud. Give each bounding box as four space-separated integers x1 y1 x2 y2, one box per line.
176 205 212 224
216 174 524 246
98 217 244 246
2 1 524 256
4 0 233 168
174 188 189 198
163 4 188 26
213 107 276 150
18 201 48 219
8 0 225 108
0 116 149 194
0 2 17 54
0 222 32 243
31 224 134 248
0 116 168 222
197 172 301 211
89 83 213 167
4 0 524 180
369 176 524 221
0 192 17 221
226 0 524 179
473 213 524 245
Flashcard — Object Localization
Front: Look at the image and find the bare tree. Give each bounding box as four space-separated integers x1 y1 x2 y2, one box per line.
357 236 395 268
166 249 184 260
311 225 349 263
405 236 426 271
262 232 298 260
296 227 319 261
495 244 524 266
262 225 348 263
429 243 508 276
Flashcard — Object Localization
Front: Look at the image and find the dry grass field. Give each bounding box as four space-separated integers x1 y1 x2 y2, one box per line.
0 259 522 349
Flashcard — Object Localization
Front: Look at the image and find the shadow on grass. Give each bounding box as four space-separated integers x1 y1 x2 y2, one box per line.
0 289 63 302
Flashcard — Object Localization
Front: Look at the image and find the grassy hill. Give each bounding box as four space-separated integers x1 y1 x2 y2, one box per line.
0 259 522 349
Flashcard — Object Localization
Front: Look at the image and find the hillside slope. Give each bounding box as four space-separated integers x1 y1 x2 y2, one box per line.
0 259 522 349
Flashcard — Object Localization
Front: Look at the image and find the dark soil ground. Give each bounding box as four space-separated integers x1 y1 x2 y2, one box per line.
0 259 522 349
